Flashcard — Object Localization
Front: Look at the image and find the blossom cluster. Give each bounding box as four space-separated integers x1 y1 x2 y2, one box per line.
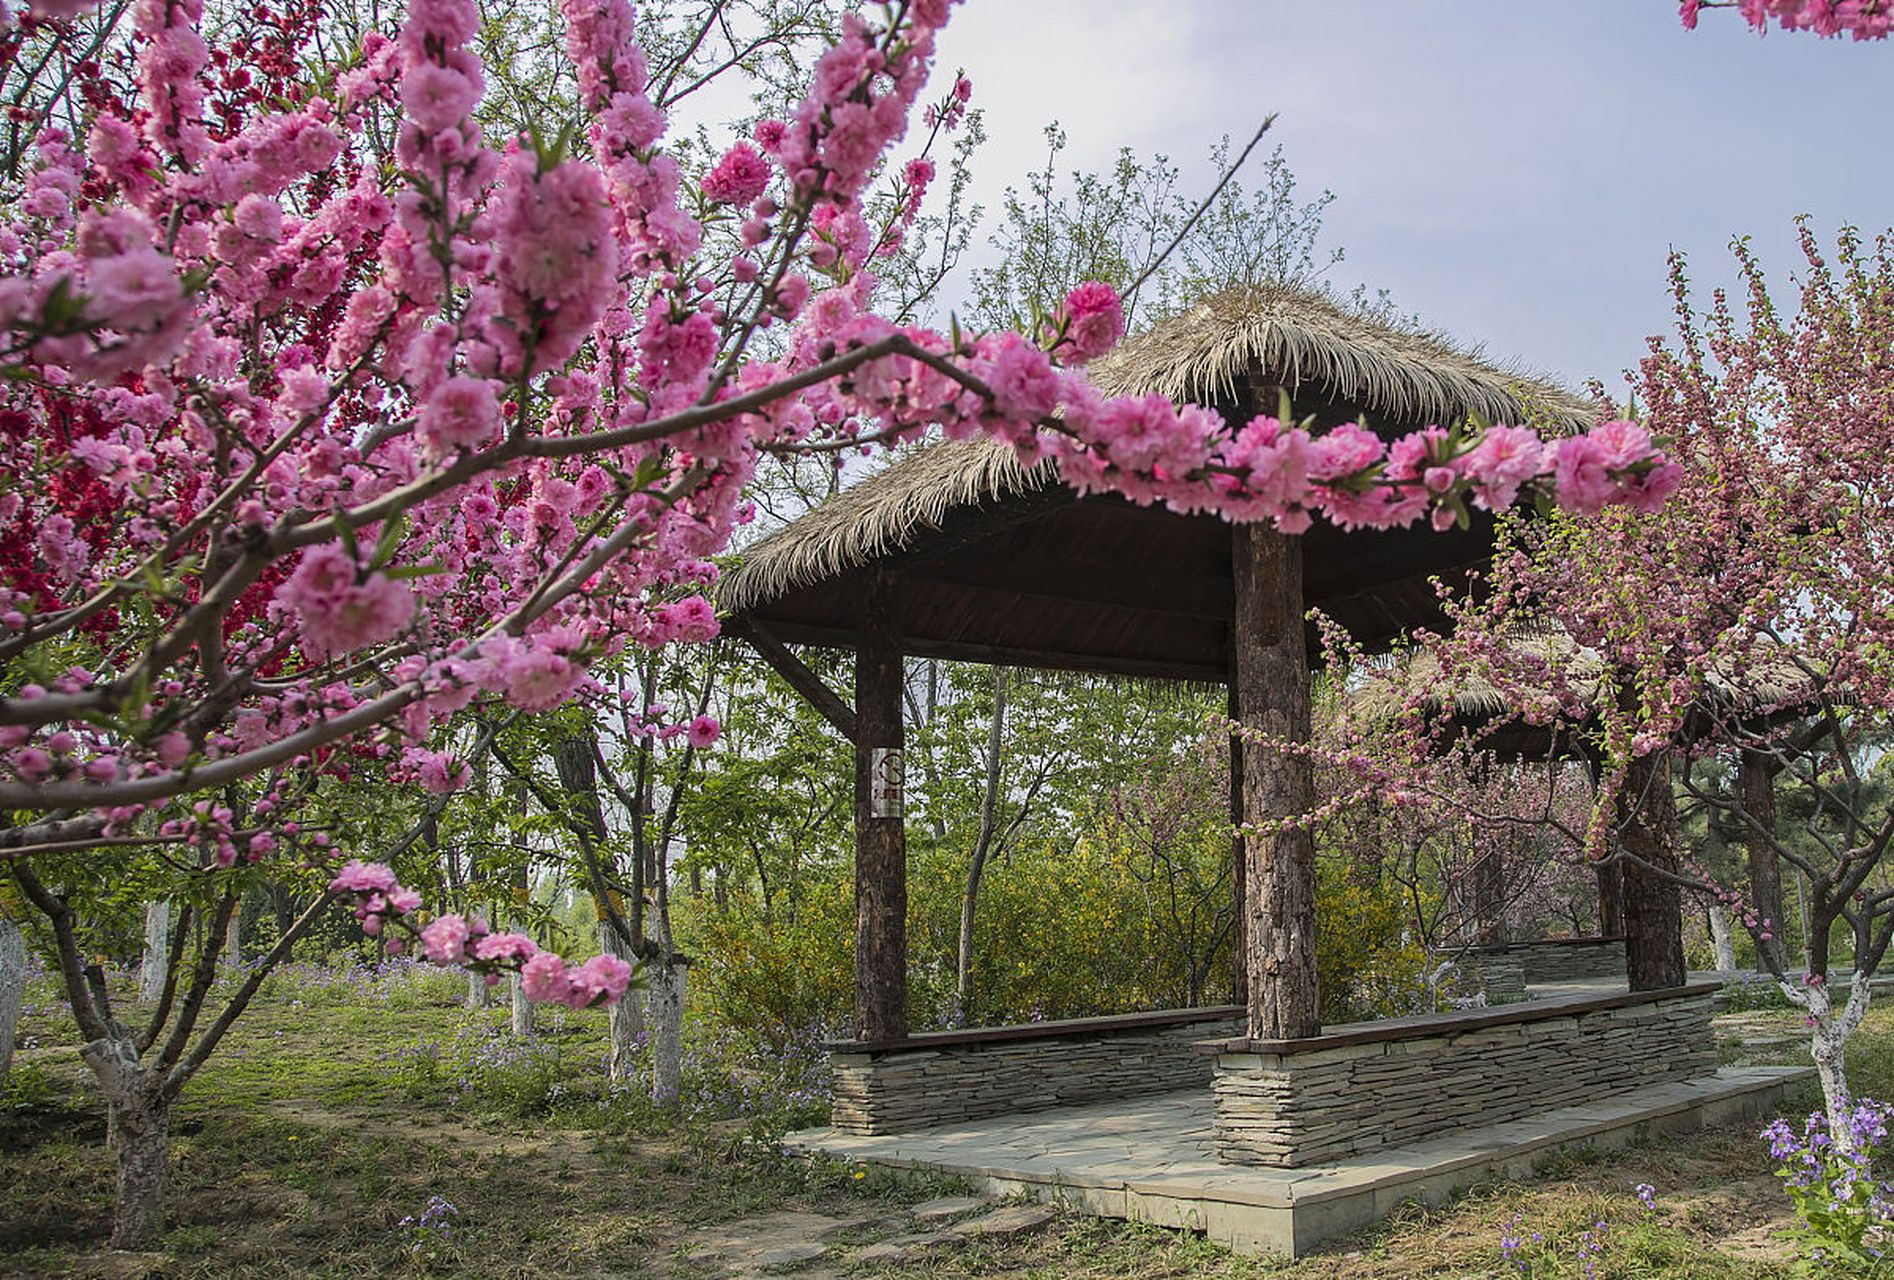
1681 0 1892 39
329 859 634 1007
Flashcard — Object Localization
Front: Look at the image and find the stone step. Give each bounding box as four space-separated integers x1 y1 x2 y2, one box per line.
909 1194 990 1223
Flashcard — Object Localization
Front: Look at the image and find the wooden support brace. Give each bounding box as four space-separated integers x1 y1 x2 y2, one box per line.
729 619 858 741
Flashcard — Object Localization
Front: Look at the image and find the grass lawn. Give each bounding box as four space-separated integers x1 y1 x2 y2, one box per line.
0 962 1874 1278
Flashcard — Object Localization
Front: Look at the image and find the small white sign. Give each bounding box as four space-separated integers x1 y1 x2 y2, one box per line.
870 747 905 819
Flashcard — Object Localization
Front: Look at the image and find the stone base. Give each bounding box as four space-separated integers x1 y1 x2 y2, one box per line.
788 1066 1809 1259
1207 985 1719 1166
826 1007 1242 1134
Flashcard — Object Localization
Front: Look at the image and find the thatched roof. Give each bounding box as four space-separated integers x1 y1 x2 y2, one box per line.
721 439 1045 618
1087 285 1596 432
1349 633 1824 758
719 285 1595 678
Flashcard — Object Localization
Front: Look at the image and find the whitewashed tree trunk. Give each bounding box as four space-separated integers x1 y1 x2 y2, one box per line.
647 957 685 1106
0 915 24 1082
598 921 644 1083
509 972 534 1036
79 1033 172 1249
466 970 492 1010
1785 971 1873 1155
222 907 241 971
139 903 169 1003
1708 903 1737 973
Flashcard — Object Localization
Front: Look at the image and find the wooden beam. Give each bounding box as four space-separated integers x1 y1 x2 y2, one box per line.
729 620 857 740
903 556 1233 621
738 617 1231 685
1227 677 1248 1007
853 572 908 1041
1232 523 1321 1041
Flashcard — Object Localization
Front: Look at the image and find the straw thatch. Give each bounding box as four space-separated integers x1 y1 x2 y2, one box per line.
1088 284 1596 431
1350 632 1824 754
721 283 1595 621
720 439 1049 616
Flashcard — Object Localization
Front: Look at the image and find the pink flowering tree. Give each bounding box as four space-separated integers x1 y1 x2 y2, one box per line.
0 0 1676 1245
1412 224 1894 1149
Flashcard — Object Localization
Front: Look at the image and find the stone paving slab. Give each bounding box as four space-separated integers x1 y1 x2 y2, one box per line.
787 1066 1810 1258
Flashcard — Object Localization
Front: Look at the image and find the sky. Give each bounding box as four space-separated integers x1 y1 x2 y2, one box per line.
920 1 1893 395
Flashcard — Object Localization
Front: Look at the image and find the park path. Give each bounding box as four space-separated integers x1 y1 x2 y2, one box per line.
666 1196 1058 1278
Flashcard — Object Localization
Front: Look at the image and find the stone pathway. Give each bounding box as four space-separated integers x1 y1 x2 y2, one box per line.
671 1193 1058 1276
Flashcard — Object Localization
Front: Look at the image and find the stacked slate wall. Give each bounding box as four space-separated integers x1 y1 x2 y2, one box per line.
1208 985 1718 1167
1478 937 1629 984
827 1008 1243 1135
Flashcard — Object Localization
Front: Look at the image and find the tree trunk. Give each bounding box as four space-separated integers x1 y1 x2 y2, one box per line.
1740 748 1788 975
139 903 169 1004
1708 903 1737 972
80 1034 172 1250
955 672 1008 1016
598 918 644 1082
1473 850 1508 945
0 914 23 1082
509 972 534 1037
1232 524 1320 1041
1799 974 1873 1155
1595 860 1624 938
222 904 242 971
466 970 492 1010
1619 751 1686 990
647 957 686 1106
852 575 908 1041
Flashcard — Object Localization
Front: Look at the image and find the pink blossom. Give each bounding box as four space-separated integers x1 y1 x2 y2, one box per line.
1056 282 1125 363
330 859 400 894
279 552 416 662
563 953 633 1006
686 715 720 748
399 60 482 134
1464 425 1548 510
701 142 772 205
473 931 538 963
412 749 471 793
1553 436 1618 515
983 334 1058 422
417 375 501 454
519 952 571 1002
421 913 473 964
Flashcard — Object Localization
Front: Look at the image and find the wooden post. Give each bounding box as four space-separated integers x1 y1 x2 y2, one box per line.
1231 524 1321 1041
1740 748 1787 976
1620 750 1686 990
1595 860 1625 938
853 573 908 1041
1227 681 1248 1006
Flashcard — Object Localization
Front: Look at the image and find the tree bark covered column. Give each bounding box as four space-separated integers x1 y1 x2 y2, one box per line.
853 573 908 1040
1231 524 1320 1041
1227 682 1248 1007
1620 749 1687 990
1740 747 1788 975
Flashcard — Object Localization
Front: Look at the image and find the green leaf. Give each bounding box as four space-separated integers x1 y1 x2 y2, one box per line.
333 510 361 566
369 513 409 571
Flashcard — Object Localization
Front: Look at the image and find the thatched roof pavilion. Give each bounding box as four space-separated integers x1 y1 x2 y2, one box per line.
723 287 1594 684
719 284 1600 1045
